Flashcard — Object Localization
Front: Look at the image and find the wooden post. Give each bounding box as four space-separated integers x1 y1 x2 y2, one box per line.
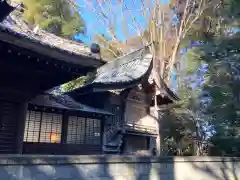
61 112 68 144
100 118 104 154
15 101 28 154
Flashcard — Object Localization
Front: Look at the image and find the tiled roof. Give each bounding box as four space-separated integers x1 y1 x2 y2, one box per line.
29 94 113 116
70 46 179 101
75 46 153 92
0 10 104 66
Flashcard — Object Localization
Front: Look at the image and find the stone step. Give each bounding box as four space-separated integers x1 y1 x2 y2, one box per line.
103 131 124 154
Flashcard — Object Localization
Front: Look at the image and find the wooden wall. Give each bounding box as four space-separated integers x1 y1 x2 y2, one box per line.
124 88 158 130
0 98 27 154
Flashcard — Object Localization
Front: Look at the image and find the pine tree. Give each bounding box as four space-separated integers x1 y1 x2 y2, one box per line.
21 0 85 38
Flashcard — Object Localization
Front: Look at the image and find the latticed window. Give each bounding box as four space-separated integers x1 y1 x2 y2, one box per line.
67 116 101 145
24 111 62 143
67 116 85 144
86 118 101 145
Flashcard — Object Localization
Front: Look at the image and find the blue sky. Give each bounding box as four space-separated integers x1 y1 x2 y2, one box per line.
76 0 171 44
76 0 182 90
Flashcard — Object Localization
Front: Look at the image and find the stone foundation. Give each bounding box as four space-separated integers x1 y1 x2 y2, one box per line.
0 155 239 180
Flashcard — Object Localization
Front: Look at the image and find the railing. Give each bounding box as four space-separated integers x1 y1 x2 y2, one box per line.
123 123 158 134
104 121 122 144
104 122 158 144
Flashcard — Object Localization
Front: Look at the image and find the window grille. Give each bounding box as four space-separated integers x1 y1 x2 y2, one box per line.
67 117 101 145
24 111 62 143
86 118 101 145
67 116 85 144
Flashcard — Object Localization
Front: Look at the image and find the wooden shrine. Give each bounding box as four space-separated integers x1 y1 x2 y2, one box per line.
0 5 105 154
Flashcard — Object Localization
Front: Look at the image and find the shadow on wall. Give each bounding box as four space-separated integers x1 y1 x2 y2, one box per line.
0 155 175 180
190 157 239 180
0 156 113 180
0 155 238 180
119 156 175 180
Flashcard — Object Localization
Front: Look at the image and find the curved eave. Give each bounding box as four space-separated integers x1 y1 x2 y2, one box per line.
72 60 153 95
69 47 153 95
160 83 180 102
152 70 180 102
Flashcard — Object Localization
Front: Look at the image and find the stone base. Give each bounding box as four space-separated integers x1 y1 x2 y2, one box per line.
0 155 239 180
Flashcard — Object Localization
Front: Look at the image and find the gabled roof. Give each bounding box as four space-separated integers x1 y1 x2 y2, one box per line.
71 46 153 93
68 45 179 102
0 10 105 68
29 94 113 116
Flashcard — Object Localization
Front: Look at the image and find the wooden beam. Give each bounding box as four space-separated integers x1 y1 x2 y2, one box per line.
15 102 28 154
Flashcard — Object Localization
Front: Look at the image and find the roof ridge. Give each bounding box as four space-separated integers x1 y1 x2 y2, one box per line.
0 11 102 61
96 45 151 76
104 43 152 64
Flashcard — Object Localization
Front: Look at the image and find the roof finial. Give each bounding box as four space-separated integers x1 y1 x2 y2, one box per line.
90 43 100 54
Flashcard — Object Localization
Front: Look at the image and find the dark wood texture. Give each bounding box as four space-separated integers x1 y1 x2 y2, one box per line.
0 100 20 153
23 143 102 155
15 102 28 154
0 41 96 100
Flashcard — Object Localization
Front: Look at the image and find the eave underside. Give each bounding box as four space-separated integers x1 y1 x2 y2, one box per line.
28 94 113 117
0 40 96 100
0 25 105 68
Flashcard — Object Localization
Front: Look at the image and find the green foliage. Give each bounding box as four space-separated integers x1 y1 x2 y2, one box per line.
22 0 85 37
183 30 240 155
183 0 240 44
172 0 240 154
60 73 95 92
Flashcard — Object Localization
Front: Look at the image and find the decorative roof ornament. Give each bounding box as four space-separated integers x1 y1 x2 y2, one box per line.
90 43 100 54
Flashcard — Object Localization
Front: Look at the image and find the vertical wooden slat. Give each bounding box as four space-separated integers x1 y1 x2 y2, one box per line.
84 118 87 144
38 112 43 143
0 100 19 154
100 119 104 154
61 112 68 144
15 101 28 154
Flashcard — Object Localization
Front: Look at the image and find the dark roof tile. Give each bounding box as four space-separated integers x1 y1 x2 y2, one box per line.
0 11 104 66
75 47 152 92
29 94 113 115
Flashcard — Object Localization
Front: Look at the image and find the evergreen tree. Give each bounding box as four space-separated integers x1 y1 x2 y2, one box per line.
182 0 240 155
22 0 85 38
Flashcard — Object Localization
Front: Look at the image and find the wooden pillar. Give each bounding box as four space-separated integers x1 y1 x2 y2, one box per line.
61 112 68 144
100 118 104 154
15 101 28 154
150 106 167 156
